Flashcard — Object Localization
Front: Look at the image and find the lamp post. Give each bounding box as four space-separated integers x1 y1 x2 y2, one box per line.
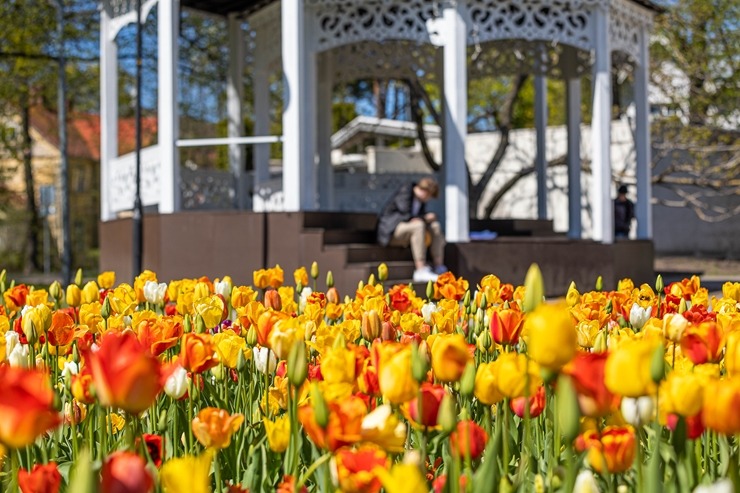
132 0 144 279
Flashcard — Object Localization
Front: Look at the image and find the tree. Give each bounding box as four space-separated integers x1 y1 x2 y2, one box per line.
649 0 740 221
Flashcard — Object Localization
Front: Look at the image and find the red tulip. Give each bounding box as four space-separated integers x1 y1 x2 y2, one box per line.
18 463 62 493
101 451 154 493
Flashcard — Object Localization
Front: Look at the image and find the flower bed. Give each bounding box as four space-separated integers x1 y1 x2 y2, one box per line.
0 263 739 493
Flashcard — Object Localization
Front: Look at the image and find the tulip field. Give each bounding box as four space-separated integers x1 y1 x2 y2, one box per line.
0 263 739 493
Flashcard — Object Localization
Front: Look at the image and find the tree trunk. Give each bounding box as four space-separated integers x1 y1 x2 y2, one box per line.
21 88 42 273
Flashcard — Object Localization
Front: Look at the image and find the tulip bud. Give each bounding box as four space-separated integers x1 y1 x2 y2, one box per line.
49 281 63 301
556 374 580 443
236 349 248 371
164 366 189 399
655 274 664 294
195 315 207 334
381 321 397 342
361 310 382 341
650 344 666 383
474 307 485 333
246 326 258 347
357 280 364 291
460 362 476 398
211 364 225 381
595 276 603 292
523 263 544 313
22 313 38 345
66 284 81 308
310 383 329 428
310 261 319 280
477 329 492 352
462 290 470 309
593 330 607 353
605 299 613 315
158 409 168 433
367 273 376 286
326 271 334 288
678 298 687 315
72 343 81 364
438 394 457 434
74 268 83 286
479 294 487 310
264 289 282 311
101 296 111 320
287 341 308 387
426 280 434 300
377 263 388 282
0 269 5 291
326 286 339 305
411 342 429 383
499 477 514 493
184 314 192 333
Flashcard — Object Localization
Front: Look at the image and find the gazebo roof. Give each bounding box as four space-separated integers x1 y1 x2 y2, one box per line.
181 0 664 17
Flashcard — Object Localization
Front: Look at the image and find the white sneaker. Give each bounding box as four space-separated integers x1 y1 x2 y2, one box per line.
413 266 438 283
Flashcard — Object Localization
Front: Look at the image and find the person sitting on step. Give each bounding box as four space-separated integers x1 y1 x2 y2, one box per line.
376 177 447 283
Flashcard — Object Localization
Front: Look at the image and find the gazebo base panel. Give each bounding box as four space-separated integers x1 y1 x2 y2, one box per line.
446 237 655 296
100 212 654 298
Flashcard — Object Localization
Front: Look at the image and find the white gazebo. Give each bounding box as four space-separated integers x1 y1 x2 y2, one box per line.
99 0 659 245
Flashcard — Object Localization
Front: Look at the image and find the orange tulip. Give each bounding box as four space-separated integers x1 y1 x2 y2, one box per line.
136 316 183 356
576 426 636 474
0 366 61 448
298 395 366 451
179 333 219 374
433 272 468 301
702 377 740 435
18 462 62 493
3 284 29 312
680 321 724 365
490 306 525 346
192 407 244 449
86 331 172 414
256 310 289 348
332 445 389 493
47 311 75 347
564 352 618 417
101 451 154 493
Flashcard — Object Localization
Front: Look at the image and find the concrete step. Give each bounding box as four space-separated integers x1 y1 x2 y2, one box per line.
333 244 414 263
302 212 377 231
320 229 377 245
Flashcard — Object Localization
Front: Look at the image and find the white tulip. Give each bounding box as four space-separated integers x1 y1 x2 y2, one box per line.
143 280 167 305
8 342 29 368
164 365 190 399
214 279 232 299
693 479 733 493
620 396 655 426
253 347 277 374
573 470 600 493
421 302 438 323
299 287 313 313
62 361 79 379
5 330 20 359
629 304 652 330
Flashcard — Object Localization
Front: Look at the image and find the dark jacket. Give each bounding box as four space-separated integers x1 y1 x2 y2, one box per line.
614 198 634 235
376 183 426 246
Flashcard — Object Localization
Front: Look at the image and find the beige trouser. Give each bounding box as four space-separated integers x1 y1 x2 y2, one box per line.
389 219 445 265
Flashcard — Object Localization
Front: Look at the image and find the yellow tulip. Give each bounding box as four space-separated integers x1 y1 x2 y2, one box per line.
661 371 706 418
269 319 302 361
66 284 82 307
575 320 601 349
725 331 740 377
377 463 428 493
293 267 309 287
617 278 635 293
605 339 661 397
399 313 423 334
702 377 740 435
213 331 247 369
496 352 542 399
78 302 102 332
474 361 503 405
230 285 257 309
321 345 356 386
378 345 418 404
97 271 116 289
81 281 100 304
108 284 138 316
193 295 225 330
161 449 214 493
722 281 740 302
134 270 158 302
26 289 51 308
525 303 577 371
264 416 290 453
360 404 407 453
430 333 472 383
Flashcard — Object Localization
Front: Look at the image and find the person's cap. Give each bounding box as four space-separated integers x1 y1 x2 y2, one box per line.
618 185 628 194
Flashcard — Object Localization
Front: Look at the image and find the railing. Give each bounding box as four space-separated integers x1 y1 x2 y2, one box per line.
108 144 161 214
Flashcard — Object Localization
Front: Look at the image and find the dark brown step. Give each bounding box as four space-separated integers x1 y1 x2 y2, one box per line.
352 260 416 281
325 244 413 263
321 229 377 245
302 212 377 231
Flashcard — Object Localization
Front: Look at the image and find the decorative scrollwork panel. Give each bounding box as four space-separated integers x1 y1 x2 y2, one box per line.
310 0 443 52
331 41 439 85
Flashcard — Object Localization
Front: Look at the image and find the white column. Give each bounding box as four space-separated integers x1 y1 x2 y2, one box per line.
566 75 582 238
158 0 180 213
253 28 270 211
227 13 245 209
282 0 316 211
534 74 548 220
635 26 652 239
442 1 469 243
317 51 334 210
591 7 613 243
100 6 118 222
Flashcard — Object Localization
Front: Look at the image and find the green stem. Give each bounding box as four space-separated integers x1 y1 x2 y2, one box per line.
296 453 331 489
214 450 222 493
188 377 195 453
